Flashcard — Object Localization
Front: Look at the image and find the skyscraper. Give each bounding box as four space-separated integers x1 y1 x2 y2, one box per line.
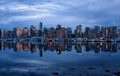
38 22 43 37
75 25 82 38
67 27 72 38
39 22 43 30
0 29 5 39
13 27 22 38
109 26 117 39
22 27 30 38
105 27 110 39
30 26 38 37
7 30 14 38
85 27 91 39
118 29 120 36
101 27 105 39
94 26 100 39
118 29 120 40
55 24 63 38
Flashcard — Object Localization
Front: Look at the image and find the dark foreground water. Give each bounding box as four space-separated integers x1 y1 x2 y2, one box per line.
0 41 120 76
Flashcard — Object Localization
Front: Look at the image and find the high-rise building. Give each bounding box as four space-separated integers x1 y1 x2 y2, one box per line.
13 27 22 38
30 26 38 37
55 24 63 38
109 26 117 39
39 22 43 30
45 27 55 38
66 27 72 38
7 30 14 38
22 27 30 38
101 27 105 39
62 27 66 38
101 27 110 39
94 26 100 39
118 29 120 40
101 26 117 39
118 29 120 36
49 27 55 38
85 27 91 39
38 22 43 37
0 29 5 39
90 28 95 39
75 25 82 38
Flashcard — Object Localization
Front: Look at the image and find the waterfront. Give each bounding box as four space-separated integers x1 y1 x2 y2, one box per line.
0 23 120 76
1 24 120 43
1 0 120 75
0 41 120 76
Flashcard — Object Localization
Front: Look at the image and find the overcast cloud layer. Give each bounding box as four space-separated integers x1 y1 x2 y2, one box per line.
0 0 120 29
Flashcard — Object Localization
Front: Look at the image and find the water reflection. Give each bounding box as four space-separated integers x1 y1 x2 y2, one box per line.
0 40 119 57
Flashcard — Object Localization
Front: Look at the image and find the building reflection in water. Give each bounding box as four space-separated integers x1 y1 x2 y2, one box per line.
0 40 119 57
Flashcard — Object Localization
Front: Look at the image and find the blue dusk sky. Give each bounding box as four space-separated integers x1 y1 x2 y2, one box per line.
0 0 120 29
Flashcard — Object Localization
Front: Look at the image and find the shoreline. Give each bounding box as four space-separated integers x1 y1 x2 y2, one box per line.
0 38 120 43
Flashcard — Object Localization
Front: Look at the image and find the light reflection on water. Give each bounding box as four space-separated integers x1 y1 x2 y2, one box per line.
0 41 120 76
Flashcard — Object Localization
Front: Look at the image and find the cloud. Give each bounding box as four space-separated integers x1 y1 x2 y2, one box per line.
0 0 120 28
0 13 55 24
0 1 67 25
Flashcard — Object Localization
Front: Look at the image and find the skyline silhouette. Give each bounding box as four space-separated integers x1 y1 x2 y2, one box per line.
0 23 120 41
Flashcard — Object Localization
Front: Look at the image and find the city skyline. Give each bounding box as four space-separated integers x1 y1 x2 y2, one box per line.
1 1 120 76
0 23 120 42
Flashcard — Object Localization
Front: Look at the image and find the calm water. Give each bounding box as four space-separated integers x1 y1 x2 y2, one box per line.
0 41 120 76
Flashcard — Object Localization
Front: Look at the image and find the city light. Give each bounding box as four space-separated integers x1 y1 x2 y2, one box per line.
0 22 120 42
